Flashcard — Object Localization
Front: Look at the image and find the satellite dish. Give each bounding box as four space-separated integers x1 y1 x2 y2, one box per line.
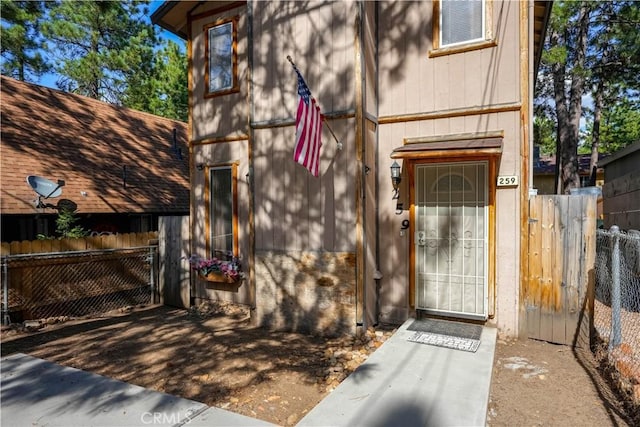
26 175 65 199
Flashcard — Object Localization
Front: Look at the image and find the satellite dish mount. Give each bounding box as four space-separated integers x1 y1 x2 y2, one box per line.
26 176 65 209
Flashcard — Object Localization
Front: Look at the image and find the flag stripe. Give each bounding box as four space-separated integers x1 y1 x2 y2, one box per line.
293 69 322 177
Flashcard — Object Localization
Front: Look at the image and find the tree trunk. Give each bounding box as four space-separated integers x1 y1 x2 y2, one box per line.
589 85 603 186
556 3 591 194
550 28 569 194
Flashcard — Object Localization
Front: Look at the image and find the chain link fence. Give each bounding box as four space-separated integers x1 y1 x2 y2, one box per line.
1 246 157 326
595 226 640 405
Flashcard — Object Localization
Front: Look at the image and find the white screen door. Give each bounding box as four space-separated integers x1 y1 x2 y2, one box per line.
414 162 488 319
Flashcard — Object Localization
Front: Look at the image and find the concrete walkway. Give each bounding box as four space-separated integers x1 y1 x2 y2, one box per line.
298 319 497 427
1 319 496 427
0 353 273 427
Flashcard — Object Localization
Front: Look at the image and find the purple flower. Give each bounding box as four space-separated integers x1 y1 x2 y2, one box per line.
186 253 244 280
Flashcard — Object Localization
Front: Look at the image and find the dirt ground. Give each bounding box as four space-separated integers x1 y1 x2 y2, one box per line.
488 337 637 427
1 303 638 427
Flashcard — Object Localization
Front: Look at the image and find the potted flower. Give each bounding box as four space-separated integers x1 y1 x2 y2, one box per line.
187 252 243 283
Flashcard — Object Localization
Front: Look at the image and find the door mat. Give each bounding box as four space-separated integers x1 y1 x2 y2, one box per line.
407 331 481 352
406 319 483 352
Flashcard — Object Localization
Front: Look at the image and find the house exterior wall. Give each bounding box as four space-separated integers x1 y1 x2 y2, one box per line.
374 0 524 335
191 140 252 305
190 3 249 141
189 0 359 334
183 0 533 337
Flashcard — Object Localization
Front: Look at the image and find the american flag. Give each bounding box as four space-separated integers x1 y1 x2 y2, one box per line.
293 69 322 177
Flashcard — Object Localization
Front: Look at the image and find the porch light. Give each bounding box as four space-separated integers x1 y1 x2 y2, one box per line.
390 161 401 190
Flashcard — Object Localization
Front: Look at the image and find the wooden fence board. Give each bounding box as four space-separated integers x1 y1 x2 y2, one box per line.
579 196 597 348
0 232 159 256
526 194 596 346
539 196 555 343
526 196 542 339
563 196 582 346
159 216 190 308
552 196 567 343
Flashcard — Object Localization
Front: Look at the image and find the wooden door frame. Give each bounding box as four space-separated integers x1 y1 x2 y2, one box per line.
407 155 498 319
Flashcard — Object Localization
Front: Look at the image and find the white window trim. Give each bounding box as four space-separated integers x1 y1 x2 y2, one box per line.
430 0 495 57
440 0 486 48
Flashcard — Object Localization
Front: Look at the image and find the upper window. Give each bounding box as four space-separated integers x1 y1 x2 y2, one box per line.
204 17 238 97
431 0 494 56
207 165 238 258
441 0 484 47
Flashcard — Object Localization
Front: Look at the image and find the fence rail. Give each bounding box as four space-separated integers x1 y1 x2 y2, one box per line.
1 245 158 325
595 226 640 405
0 232 158 256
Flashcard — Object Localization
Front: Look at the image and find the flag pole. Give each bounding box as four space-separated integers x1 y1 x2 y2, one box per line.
287 55 342 151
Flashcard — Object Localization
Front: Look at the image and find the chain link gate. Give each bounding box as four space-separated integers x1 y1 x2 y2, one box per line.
1 246 158 325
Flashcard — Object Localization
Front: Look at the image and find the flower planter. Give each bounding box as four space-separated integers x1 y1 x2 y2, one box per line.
199 271 238 284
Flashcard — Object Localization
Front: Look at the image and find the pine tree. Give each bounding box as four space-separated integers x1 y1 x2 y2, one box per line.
0 0 51 81
42 0 157 104
537 1 640 193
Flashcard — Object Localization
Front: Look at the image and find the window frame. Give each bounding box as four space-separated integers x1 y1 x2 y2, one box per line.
430 0 495 57
204 16 239 98
205 163 239 258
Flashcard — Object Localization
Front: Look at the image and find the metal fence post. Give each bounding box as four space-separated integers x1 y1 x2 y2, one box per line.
2 257 9 325
149 246 157 304
609 225 622 349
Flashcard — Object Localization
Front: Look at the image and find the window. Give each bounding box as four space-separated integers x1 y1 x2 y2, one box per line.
204 17 238 96
207 165 238 257
441 0 484 47
431 0 494 56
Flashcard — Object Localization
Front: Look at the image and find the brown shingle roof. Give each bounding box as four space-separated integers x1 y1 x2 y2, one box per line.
1 75 189 215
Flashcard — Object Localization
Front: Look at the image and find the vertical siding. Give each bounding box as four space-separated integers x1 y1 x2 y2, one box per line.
363 1 378 327
251 1 356 253
190 4 249 141
252 0 354 124
378 122 411 322
184 0 530 333
378 110 523 326
192 140 251 305
377 0 521 117
364 1 377 115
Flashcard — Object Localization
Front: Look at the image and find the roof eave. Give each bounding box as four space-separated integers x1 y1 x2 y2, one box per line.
534 1 553 80
150 1 188 40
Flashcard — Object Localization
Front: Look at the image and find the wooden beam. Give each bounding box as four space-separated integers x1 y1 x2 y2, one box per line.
518 0 531 338
192 134 249 145
378 102 521 125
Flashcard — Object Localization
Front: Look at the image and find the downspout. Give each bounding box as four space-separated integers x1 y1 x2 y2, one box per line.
355 0 366 328
186 9 195 306
247 0 257 315
373 2 381 325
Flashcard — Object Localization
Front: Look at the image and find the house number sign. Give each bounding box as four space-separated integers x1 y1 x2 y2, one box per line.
497 175 519 187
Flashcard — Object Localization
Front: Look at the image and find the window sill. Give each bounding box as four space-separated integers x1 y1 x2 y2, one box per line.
204 86 240 99
429 39 497 58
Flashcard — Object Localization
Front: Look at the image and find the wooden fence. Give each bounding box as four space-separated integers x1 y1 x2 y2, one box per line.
158 216 190 308
0 232 159 256
523 195 597 347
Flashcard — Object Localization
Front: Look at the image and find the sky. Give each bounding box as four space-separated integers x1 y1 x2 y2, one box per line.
36 1 184 91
